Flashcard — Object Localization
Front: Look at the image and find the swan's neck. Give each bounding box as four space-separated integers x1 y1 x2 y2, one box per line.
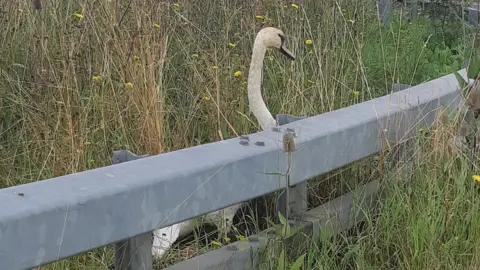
248 38 276 131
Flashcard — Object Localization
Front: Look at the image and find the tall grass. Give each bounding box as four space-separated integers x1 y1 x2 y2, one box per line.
255 114 480 269
0 0 475 269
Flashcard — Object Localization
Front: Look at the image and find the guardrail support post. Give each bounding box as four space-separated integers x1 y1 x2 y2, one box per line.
277 182 308 217
468 3 479 26
406 0 418 22
378 0 391 27
276 114 309 219
112 150 153 270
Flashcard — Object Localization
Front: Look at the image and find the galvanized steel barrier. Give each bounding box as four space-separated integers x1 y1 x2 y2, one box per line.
0 70 466 270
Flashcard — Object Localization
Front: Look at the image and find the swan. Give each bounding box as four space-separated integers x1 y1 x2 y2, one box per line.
151 26 296 258
247 27 295 130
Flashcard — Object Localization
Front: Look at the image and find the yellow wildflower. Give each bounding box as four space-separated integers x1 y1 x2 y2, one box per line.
202 95 211 101
211 66 218 70
228 42 236 48
125 82 134 88
237 234 247 242
267 56 274 61
353 91 360 97
234 71 242 78
92 75 102 82
74 13 84 20
211 241 222 247
173 3 180 8
191 53 199 58
153 23 160 29
256 15 264 20
291 3 299 8
473 175 480 183
305 39 313 45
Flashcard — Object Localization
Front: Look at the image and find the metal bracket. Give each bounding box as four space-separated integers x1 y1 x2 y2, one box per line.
112 150 149 164
276 114 307 126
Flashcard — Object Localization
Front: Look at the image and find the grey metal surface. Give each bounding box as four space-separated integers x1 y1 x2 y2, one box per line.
388 83 414 168
286 70 462 186
406 0 418 22
276 114 307 125
163 180 380 270
468 4 479 26
112 150 152 270
0 70 465 269
276 114 309 218
392 83 411 92
378 0 391 27
114 232 152 270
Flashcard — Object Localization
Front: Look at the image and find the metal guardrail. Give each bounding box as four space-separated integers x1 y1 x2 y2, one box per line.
164 180 381 270
378 0 480 26
0 70 466 269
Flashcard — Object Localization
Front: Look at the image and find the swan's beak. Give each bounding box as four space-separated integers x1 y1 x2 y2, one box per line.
279 43 295 60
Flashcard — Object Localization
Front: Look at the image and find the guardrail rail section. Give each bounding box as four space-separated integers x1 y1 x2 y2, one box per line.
0 69 466 270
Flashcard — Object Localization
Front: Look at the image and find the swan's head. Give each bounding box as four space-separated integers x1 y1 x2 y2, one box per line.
258 27 296 60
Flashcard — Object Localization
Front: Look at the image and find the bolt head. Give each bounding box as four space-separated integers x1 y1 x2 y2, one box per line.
255 141 265 146
239 140 249 146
